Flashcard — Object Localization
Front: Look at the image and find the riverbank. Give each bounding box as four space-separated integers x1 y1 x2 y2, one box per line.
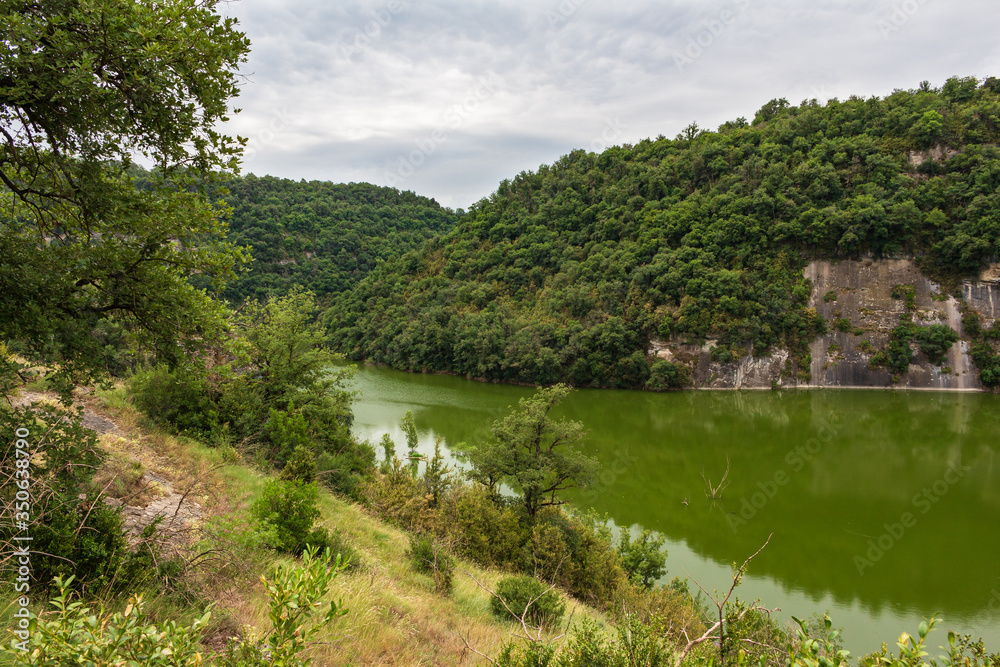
2 384 610 664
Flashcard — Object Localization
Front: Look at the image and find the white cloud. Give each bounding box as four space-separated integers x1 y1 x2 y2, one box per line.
218 0 1000 208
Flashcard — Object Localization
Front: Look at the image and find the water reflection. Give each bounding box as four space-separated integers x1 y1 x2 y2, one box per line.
347 366 1000 655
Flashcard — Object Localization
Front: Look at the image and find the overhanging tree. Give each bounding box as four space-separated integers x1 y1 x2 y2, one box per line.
0 0 251 396
0 0 250 592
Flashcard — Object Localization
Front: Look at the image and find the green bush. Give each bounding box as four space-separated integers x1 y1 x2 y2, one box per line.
490 575 566 628
521 510 627 609
0 405 164 597
266 406 312 465
406 533 455 594
618 529 667 589
0 576 212 665
913 324 960 365
217 548 348 667
646 360 691 390
129 363 218 436
280 445 317 483
437 485 529 570
316 437 377 499
250 479 324 555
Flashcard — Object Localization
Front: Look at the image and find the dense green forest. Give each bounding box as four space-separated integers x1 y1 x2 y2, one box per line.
212 176 459 303
324 77 1000 388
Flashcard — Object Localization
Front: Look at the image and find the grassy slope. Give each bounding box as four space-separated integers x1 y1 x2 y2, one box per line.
71 385 609 666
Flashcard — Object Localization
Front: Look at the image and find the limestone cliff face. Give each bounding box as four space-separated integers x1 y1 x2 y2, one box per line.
648 259 1000 390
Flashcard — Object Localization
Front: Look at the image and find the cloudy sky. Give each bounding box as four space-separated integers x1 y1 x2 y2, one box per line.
218 0 1000 209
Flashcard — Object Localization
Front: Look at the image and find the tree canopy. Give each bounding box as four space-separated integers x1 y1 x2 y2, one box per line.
209 176 459 303
325 77 1000 388
0 0 250 394
469 385 597 518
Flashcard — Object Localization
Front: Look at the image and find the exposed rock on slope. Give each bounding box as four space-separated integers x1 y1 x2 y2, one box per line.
649 259 1000 390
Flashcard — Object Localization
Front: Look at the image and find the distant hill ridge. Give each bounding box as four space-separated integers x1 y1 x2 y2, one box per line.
322 76 1000 389
216 176 459 303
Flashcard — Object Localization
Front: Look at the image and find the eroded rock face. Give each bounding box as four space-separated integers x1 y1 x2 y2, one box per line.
649 258 1000 390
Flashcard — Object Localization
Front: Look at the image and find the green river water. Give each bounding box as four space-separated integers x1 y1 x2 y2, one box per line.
346 364 1000 657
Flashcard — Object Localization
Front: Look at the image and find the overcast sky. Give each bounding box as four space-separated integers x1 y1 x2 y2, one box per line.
218 0 1000 209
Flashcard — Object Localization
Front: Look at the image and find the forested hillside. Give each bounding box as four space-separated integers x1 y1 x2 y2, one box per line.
325 77 1000 388
215 176 459 302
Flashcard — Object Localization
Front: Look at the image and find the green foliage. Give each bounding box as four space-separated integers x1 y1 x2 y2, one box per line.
724 600 788 667
436 485 529 570
522 510 628 608
891 285 917 310
913 324 960 365
280 445 317 483
490 575 566 628
0 576 212 665
870 322 961 376
400 409 419 474
970 340 1000 388
422 439 453 507
266 407 312 465
824 291 839 303
130 363 219 437
471 385 597 518
213 177 459 303
618 529 667 589
870 323 918 377
0 0 249 398
832 318 854 334
379 433 397 474
406 533 455 595
646 360 691 390
0 405 162 596
559 616 673 666
327 77 1000 388
250 479 327 555
220 548 348 667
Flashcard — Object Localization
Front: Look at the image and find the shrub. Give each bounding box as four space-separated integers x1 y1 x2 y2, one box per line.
280 445 317 483
315 436 377 499
521 510 627 610
436 485 529 570
618 529 667 589
0 576 211 664
407 533 455 594
491 575 565 628
218 548 348 667
609 582 708 647
129 363 218 436
913 324 960 365
266 406 312 465
250 479 324 555
832 318 854 333
646 360 691 390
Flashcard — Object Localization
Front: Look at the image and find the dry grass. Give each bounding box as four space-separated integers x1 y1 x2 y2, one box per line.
83 384 612 666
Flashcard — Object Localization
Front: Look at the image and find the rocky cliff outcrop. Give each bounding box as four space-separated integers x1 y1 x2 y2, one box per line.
648 259 1000 390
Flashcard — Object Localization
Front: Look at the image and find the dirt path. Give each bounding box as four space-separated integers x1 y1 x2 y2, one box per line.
12 389 204 553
